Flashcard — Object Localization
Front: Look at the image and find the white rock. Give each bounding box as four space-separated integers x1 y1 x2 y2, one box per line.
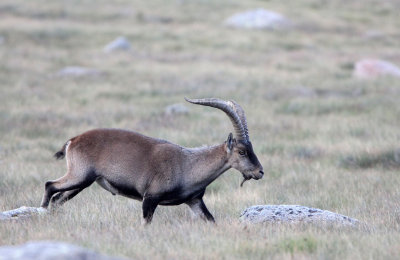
103 36 131 53
165 103 189 115
225 9 290 30
0 241 128 260
240 205 359 226
56 66 101 78
354 59 400 79
363 30 384 39
1 206 47 220
0 213 8 220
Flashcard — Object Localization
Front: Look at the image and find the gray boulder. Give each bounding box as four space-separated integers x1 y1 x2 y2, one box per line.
240 205 359 226
103 36 131 53
164 103 189 115
353 59 400 79
225 9 290 30
0 241 128 260
56 66 101 78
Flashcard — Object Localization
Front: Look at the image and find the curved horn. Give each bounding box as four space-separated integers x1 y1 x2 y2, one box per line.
230 100 249 142
185 97 247 141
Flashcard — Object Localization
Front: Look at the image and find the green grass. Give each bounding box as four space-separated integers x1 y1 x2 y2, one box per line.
1 0 400 259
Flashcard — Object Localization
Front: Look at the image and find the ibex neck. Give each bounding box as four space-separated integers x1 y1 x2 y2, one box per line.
185 144 230 189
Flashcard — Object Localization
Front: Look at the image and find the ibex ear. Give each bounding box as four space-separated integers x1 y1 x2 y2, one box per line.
226 133 235 151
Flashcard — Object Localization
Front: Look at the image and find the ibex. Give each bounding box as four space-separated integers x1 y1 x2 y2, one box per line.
40 98 264 224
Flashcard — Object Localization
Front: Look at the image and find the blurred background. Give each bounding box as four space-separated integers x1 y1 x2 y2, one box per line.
1 0 400 259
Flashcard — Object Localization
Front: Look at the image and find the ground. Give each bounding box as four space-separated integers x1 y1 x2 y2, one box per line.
0 0 400 259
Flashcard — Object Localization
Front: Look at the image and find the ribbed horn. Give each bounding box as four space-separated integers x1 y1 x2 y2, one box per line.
230 100 249 142
185 97 247 141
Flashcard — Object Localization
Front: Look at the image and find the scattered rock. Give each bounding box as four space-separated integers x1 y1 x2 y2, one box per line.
165 103 189 115
353 59 400 79
225 9 290 30
56 66 101 78
0 241 128 260
240 205 359 226
1 206 47 220
264 86 317 100
103 36 131 53
363 30 384 39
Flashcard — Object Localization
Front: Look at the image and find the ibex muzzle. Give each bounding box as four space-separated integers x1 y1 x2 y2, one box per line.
40 98 263 224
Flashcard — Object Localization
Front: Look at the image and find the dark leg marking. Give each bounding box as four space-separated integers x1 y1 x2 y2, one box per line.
186 198 215 222
50 188 84 207
40 171 96 208
142 197 159 225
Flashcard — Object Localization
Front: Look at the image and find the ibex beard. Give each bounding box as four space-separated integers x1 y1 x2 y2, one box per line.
40 98 264 224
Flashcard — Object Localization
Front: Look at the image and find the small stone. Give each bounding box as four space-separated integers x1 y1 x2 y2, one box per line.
225 9 290 30
56 66 101 78
363 30 384 39
103 36 131 53
353 59 400 79
165 103 189 115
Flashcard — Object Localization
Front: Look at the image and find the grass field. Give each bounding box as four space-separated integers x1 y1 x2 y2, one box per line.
1 0 400 259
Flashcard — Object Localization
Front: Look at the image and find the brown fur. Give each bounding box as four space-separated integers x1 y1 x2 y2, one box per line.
41 104 263 224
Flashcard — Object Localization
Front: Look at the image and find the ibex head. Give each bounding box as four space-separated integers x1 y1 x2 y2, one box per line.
185 98 264 186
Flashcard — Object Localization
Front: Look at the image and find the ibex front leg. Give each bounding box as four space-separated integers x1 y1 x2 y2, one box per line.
142 197 159 225
186 197 215 222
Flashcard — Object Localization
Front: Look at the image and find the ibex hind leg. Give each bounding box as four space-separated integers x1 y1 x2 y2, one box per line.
50 188 84 207
40 169 96 208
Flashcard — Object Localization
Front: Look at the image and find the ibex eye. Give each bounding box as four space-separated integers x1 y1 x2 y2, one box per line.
239 150 246 156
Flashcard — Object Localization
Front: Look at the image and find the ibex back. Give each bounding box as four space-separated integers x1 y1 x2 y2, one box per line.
40 98 264 224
